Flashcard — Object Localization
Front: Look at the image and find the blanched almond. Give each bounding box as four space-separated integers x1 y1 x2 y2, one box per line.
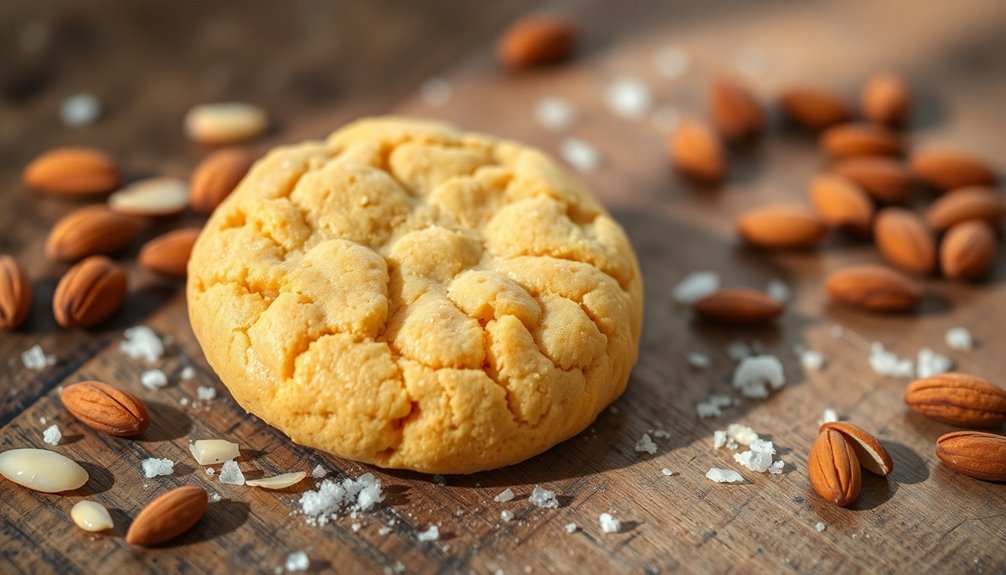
669 119 726 184
126 486 208 546
736 205 826 249
819 421 894 476
53 256 127 328
0 256 31 330
905 372 1006 427
497 16 576 69
874 208 936 275
139 228 201 277
185 103 267 146
831 157 915 204
861 73 910 127
190 148 254 214
0 448 89 493
940 221 997 281
22 147 120 196
910 149 997 191
936 431 1006 482
779 87 852 131
109 177 189 217
809 174 874 234
820 123 904 159
709 77 763 142
926 186 1006 231
692 288 783 325
808 429 862 507
824 264 920 312
71 500 114 532
45 205 142 261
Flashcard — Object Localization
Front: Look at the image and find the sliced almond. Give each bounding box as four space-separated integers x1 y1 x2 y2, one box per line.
824 264 921 313
926 186 1006 231
0 255 32 330
709 77 763 142
126 486 208 546
139 228 201 277
831 156 915 204
861 73 910 127
809 174 874 234
246 471 307 490
820 123 904 159
45 205 143 261
0 448 89 493
692 288 783 325
874 207 936 276
189 439 240 465
71 500 114 532
109 177 189 216
22 147 120 196
940 220 998 281
819 421 894 476
53 256 128 328
779 87 852 131
497 16 576 69
668 119 726 184
910 149 997 191
185 103 268 146
736 205 826 249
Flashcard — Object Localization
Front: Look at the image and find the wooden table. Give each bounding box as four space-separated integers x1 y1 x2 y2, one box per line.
2 1 1005 573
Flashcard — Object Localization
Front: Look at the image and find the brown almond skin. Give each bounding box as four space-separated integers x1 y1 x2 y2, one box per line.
820 123 904 160
819 421 894 476
779 87 852 131
936 431 1006 482
709 77 763 142
824 264 920 312
926 186 1006 231
45 205 143 261
874 207 936 275
910 149 997 191
53 256 128 328
668 119 726 184
190 148 255 214
692 288 783 325
736 205 826 249
831 157 915 204
139 228 202 277
905 373 1006 428
0 256 31 330
809 429 862 507
941 221 998 281
61 381 150 436
809 174 874 234
22 147 120 196
497 16 576 69
861 73 910 127
126 486 208 546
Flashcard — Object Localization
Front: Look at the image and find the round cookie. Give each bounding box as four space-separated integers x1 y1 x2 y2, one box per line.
187 117 643 474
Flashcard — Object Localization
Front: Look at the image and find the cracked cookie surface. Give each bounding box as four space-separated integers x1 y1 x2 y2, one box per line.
187 117 643 473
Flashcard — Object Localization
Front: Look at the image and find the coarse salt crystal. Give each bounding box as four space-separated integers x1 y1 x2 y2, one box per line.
378 526 392 536
180 366 196 380
206 467 216 476
673 272 719 304
634 433 657 455
815 522 826 533
726 423 759 446
419 77 452 107
528 486 559 509
945 327 974 350
219 460 245 485
534 97 576 131
21 345 56 370
869 343 914 378
734 439 776 473
500 510 514 522
653 46 690 79
61 93 101 127
688 352 711 369
209 492 222 502
141 369 168 390
311 464 328 479
726 341 751 361
196 386 217 401
820 409 840 424
661 468 675 476
42 424 61 446
599 513 621 533
494 488 515 503
564 523 578 534
119 326 164 361
916 348 953 378
769 460 785 475
696 402 721 418
732 355 785 398
800 350 825 372
39 416 47 425
417 525 440 542
705 468 744 483
605 77 652 119
351 523 361 532
712 430 727 449
650 428 670 439
559 138 600 172
141 458 174 478
285 551 309 572
299 473 384 525
767 279 790 302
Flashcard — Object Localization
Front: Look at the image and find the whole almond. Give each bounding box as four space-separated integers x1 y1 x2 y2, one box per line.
109 177 189 217
139 228 201 277
692 288 783 325
926 186 1006 231
736 205 826 249
185 103 268 146
819 421 894 476
0 256 31 330
874 207 936 275
809 429 862 507
820 123 904 159
809 174 874 234
861 73 910 127
190 148 255 214
905 372 1006 427
61 380 150 436
910 149 997 191
936 431 1006 482
831 157 915 204
669 119 726 184
824 264 920 312
53 256 127 328
940 221 997 281
709 77 763 142
45 205 142 261
779 87 852 131
126 486 208 546
22 147 120 196
497 16 576 69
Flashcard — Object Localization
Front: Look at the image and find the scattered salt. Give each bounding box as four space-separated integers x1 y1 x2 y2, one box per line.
945 327 974 351
285 551 309 572
38 416 47 425
196 386 217 401
726 341 751 361
916 348 953 378
733 439 776 473
42 424 61 446
634 433 657 455
687 352 711 369
219 461 245 485
653 46 690 79
500 510 514 522
351 523 361 532
705 468 744 483
417 525 440 542
494 488 515 503
564 523 577 534
119 326 164 361
800 350 825 372
820 409 840 424
209 492 222 503
767 279 790 302
419 77 452 107
673 272 719 304
559 138 600 172
299 473 384 525
21 345 56 370
180 366 196 380
528 486 559 509
142 458 175 478
712 430 728 450
61 93 101 127
815 522 826 533
696 402 721 419
206 467 216 476
732 355 785 398
868 343 914 378
141 369 169 390
599 513 621 533
661 468 675 476
312 464 328 479
378 526 392 536
605 77 652 119
726 423 759 446
769 460 785 475
534 97 575 131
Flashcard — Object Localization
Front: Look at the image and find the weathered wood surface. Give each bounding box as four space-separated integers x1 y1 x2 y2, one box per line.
2 0 1006 573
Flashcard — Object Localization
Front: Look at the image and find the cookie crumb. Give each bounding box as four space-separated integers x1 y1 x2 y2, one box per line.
21 345 56 370
120 326 164 361
141 369 168 390
705 468 743 483
219 461 246 485
494 488 515 503
142 458 175 478
417 525 440 542
528 486 559 509
42 424 61 446
599 513 621 533
945 327 974 350
673 272 719 304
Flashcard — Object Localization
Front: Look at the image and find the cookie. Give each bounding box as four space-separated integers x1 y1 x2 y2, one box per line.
187 117 643 473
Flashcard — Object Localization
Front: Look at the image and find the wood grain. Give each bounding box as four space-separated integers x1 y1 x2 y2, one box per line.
3 0 1006 574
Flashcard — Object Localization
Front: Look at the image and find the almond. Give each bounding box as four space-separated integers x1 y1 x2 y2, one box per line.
139 228 201 277
926 186 1006 231
45 205 143 261
818 421 894 476
53 256 127 328
108 177 189 217
905 372 1006 427
809 174 874 234
709 77 763 142
190 148 254 214
824 264 920 312
936 431 1006 482
910 149 997 191
669 119 726 184
874 207 936 275
126 486 208 546
497 16 576 69
808 429 862 507
831 157 915 204
779 87 852 131
184 103 268 146
736 205 826 249
692 288 783 325
0 256 31 330
61 380 150 436
861 73 910 127
22 147 120 196
940 221 998 281
820 123 904 159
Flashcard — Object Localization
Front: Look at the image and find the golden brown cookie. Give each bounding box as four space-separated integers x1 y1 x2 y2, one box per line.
187 117 643 473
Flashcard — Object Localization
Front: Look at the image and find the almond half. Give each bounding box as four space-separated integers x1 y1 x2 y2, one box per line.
819 421 894 476
45 205 143 261
809 174 874 234
0 256 31 330
709 77 763 142
669 119 726 184
936 431 1006 482
139 228 201 277
23 147 120 196
820 122 904 159
53 256 127 328
809 429 862 507
497 16 576 69
692 288 783 325
824 264 920 313
910 149 997 191
831 157 915 204
861 73 910 127
940 220 997 281
874 207 936 275
779 87 852 131
190 148 254 214
61 380 150 436
925 186 1006 231
736 205 826 249
905 372 1006 428
109 177 189 217
126 486 208 546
